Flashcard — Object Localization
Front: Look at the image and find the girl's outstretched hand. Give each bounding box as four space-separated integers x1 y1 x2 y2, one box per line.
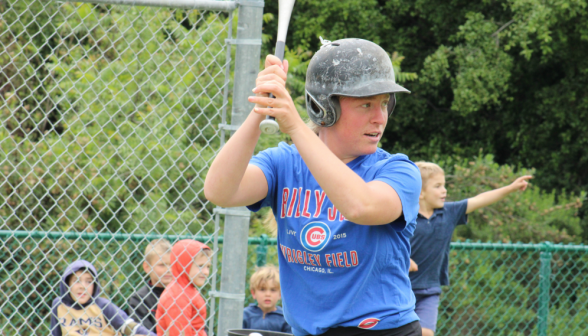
510 175 533 192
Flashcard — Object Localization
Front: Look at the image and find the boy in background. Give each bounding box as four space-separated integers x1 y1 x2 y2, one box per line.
156 239 211 336
409 162 532 336
128 239 172 332
50 259 155 336
243 265 291 333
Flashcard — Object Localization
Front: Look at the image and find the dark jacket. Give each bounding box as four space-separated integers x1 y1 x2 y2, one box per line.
50 259 155 336
243 304 292 333
128 282 165 332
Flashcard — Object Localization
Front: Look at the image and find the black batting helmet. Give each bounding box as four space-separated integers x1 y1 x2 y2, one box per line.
305 38 410 127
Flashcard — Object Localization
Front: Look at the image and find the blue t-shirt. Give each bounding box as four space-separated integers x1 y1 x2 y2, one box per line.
409 200 468 290
247 143 422 336
243 304 292 333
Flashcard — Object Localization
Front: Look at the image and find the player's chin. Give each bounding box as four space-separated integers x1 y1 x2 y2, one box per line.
347 143 378 159
361 145 379 155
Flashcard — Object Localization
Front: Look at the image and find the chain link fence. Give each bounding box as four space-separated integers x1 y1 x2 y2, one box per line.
251 240 588 336
438 242 588 336
4 227 588 336
0 0 245 334
3 1 588 336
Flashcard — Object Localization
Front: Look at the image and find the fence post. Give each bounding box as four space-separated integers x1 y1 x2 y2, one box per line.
537 242 552 336
216 1 264 336
256 234 268 267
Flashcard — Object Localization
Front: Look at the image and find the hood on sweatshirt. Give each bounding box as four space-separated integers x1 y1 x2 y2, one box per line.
59 259 100 307
170 239 211 287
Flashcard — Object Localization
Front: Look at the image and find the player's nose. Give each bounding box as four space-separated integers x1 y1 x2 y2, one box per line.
371 106 387 124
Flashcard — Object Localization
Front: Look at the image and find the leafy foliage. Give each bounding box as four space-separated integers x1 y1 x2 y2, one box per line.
437 153 585 243
1 2 230 235
262 0 588 194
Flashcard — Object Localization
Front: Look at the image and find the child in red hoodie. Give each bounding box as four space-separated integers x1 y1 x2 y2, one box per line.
156 240 211 336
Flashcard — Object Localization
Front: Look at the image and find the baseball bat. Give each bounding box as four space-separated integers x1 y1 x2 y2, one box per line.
259 0 296 135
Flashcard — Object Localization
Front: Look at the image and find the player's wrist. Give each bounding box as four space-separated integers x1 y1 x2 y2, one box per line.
507 184 518 193
287 118 313 139
250 108 268 122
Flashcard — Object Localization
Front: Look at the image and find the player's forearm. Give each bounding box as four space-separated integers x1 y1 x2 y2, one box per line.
466 185 515 214
204 111 264 205
289 126 400 225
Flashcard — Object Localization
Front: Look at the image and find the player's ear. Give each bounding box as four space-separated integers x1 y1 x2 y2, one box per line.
142 261 151 274
250 289 256 299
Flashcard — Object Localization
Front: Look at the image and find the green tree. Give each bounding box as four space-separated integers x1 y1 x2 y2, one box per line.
262 0 588 194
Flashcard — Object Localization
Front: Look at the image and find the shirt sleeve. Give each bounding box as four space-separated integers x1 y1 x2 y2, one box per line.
163 297 196 336
246 145 283 212
242 307 253 329
50 300 62 336
101 299 132 330
100 299 156 336
126 293 144 326
374 158 422 232
447 200 469 227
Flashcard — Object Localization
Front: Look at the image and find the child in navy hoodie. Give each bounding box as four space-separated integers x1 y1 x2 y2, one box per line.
50 259 155 336
243 265 291 333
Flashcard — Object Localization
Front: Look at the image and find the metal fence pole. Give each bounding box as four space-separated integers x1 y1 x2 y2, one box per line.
216 1 264 335
538 242 553 336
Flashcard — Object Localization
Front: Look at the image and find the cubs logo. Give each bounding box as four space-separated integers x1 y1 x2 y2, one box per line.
300 222 331 252
358 318 380 329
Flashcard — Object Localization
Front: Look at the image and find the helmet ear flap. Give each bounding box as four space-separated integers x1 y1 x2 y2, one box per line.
387 93 397 117
329 95 341 124
306 91 328 126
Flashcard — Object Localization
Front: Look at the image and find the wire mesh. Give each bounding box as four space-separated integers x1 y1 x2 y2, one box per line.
250 241 588 336
1 0 234 334
3 235 588 335
440 244 588 336
3 1 588 336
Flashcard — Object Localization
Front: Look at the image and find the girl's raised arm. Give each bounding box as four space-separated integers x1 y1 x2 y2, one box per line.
204 56 289 208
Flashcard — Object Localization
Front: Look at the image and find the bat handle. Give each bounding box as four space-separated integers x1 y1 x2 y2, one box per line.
260 41 286 135
274 40 285 61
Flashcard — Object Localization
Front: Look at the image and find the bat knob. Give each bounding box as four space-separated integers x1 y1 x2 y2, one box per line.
260 118 280 134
